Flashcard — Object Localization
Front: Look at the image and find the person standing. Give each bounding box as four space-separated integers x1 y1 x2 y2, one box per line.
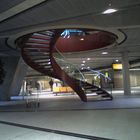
35 81 40 91
26 82 32 95
49 79 54 91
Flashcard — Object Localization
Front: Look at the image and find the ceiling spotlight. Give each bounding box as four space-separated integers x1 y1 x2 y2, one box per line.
81 64 85 66
87 67 90 69
87 58 91 60
82 61 86 63
102 52 108 55
80 38 84 41
115 59 119 62
103 8 117 14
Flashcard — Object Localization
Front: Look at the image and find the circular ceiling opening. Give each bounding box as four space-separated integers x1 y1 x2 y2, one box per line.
16 28 124 54
55 29 118 52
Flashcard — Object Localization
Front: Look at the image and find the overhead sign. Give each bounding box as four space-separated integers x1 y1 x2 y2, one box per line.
113 64 122 70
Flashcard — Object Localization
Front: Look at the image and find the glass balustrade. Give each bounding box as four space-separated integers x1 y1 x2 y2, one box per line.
54 48 111 81
53 48 85 82
53 49 113 94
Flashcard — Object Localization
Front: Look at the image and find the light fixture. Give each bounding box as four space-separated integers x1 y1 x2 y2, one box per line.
130 68 140 71
66 66 69 68
115 59 119 62
87 58 91 60
103 8 117 14
101 51 108 55
80 38 84 41
87 67 90 69
82 61 86 63
81 64 85 66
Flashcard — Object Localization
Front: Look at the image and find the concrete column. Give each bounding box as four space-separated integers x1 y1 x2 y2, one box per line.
122 52 131 95
0 57 28 101
8 58 28 97
0 57 19 100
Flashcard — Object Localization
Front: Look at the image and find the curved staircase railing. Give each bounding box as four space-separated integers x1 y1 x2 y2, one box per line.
54 47 85 82
17 30 113 102
54 47 113 100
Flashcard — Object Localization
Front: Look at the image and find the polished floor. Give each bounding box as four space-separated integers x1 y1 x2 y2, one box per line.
0 92 140 140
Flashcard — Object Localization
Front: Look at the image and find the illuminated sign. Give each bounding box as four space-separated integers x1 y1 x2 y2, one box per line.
113 64 122 70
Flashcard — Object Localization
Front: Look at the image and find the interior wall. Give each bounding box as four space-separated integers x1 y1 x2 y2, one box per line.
113 70 123 89
130 70 140 87
113 69 140 89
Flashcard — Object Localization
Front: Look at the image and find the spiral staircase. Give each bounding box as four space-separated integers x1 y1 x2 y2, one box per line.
17 30 113 102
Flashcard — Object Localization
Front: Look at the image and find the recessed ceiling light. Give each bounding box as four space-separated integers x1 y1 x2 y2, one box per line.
80 38 84 41
87 58 90 60
102 52 108 55
82 61 86 63
81 64 85 66
115 59 119 62
103 8 117 14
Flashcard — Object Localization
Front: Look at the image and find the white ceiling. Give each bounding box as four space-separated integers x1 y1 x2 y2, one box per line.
0 0 140 69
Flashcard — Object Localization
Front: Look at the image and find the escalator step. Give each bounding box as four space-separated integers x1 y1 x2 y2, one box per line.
101 94 110 97
29 38 50 43
96 90 104 94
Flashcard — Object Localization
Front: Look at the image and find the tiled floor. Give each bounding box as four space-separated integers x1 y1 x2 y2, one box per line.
0 93 140 140
0 123 86 140
0 109 140 140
